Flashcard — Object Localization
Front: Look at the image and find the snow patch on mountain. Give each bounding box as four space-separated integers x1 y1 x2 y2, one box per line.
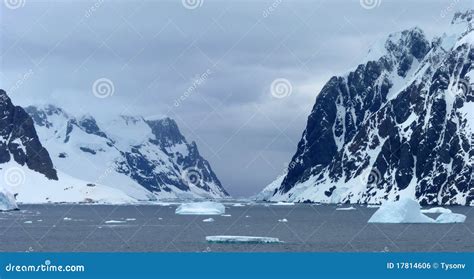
26 105 228 201
260 10 474 206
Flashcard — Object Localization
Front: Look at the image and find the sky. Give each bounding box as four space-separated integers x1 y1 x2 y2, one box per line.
1 0 471 197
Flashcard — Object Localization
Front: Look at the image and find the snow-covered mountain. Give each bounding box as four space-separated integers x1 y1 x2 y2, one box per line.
0 89 135 204
260 10 474 206
25 104 229 201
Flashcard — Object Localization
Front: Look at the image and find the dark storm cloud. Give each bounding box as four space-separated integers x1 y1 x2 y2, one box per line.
1 0 471 196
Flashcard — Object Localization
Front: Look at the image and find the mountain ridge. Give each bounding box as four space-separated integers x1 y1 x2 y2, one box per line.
25 104 229 201
260 10 473 205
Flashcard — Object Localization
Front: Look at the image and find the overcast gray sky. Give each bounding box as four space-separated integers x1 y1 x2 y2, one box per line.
1 0 471 197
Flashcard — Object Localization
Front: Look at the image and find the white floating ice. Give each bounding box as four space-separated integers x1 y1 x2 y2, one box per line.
206 235 281 243
221 214 232 217
175 202 225 215
202 218 215 222
0 188 18 211
125 218 136 221
232 203 245 207
435 212 466 223
368 198 435 223
421 207 452 214
105 220 126 224
278 218 288 223
63 217 72 221
336 206 356 211
272 202 295 206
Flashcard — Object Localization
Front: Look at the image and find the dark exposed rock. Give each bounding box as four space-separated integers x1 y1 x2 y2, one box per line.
270 11 473 205
0 90 58 180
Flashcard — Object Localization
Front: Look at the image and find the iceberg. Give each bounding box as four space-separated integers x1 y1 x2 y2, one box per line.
421 207 452 214
368 198 435 223
435 213 466 223
206 235 281 244
0 188 18 211
175 202 225 215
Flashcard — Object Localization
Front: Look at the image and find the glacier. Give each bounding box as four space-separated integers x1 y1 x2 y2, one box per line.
0 187 18 211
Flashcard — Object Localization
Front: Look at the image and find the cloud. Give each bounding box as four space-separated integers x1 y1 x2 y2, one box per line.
1 0 471 196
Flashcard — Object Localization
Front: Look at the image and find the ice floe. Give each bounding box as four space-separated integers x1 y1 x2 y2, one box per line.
175 202 225 215
336 206 356 211
272 202 295 206
202 218 215 222
435 212 466 223
104 220 127 224
206 235 281 243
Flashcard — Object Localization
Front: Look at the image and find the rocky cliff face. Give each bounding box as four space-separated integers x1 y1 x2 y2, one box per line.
262 11 474 205
0 90 57 180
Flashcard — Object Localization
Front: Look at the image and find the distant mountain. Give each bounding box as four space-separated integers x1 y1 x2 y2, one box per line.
26 105 229 201
1 90 138 204
260 10 474 205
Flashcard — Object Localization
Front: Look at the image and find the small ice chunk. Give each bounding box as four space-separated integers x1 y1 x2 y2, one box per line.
125 218 136 221
421 207 452 214
202 218 215 222
245 215 250 218
336 206 356 211
206 235 281 243
63 217 72 221
221 214 232 217
278 218 288 223
156 202 172 206
24 221 33 224
158 217 163 220
175 202 225 215
0 188 18 211
435 212 466 223
272 202 295 206
368 198 435 223
105 220 126 224
232 203 245 207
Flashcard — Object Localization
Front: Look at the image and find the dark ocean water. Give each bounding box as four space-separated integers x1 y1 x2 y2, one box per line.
0 203 472 252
